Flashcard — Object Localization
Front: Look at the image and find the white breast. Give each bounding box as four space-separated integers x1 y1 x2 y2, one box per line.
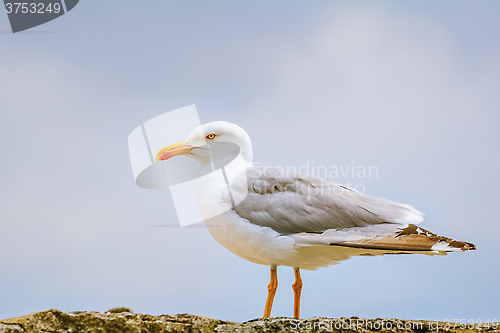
195 167 297 267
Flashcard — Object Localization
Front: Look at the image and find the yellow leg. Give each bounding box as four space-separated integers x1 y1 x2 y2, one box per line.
292 267 302 319
263 266 278 318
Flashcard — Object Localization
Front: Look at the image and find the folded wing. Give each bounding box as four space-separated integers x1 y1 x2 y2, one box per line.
234 166 424 234
233 167 475 252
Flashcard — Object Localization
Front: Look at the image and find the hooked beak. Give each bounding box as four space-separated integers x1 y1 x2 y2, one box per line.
155 141 195 162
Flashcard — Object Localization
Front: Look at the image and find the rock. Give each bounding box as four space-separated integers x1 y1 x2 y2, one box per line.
1 310 498 332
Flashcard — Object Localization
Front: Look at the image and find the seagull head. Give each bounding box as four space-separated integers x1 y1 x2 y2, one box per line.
155 121 253 166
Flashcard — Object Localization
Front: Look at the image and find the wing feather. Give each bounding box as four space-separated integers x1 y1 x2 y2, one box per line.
291 224 476 252
234 166 423 235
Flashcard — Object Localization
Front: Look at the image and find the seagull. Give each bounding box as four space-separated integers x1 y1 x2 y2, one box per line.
155 121 476 319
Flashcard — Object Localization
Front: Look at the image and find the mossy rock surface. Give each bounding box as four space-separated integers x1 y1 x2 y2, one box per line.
1 310 498 332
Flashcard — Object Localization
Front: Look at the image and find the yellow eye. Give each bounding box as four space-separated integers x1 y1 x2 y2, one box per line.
206 133 216 140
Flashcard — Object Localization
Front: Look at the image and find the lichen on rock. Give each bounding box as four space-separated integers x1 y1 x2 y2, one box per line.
1 310 498 333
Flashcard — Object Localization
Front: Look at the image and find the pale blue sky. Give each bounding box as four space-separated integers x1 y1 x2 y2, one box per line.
1 0 499 322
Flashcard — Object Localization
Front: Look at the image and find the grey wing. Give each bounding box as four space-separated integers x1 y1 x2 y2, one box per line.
233 166 424 235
